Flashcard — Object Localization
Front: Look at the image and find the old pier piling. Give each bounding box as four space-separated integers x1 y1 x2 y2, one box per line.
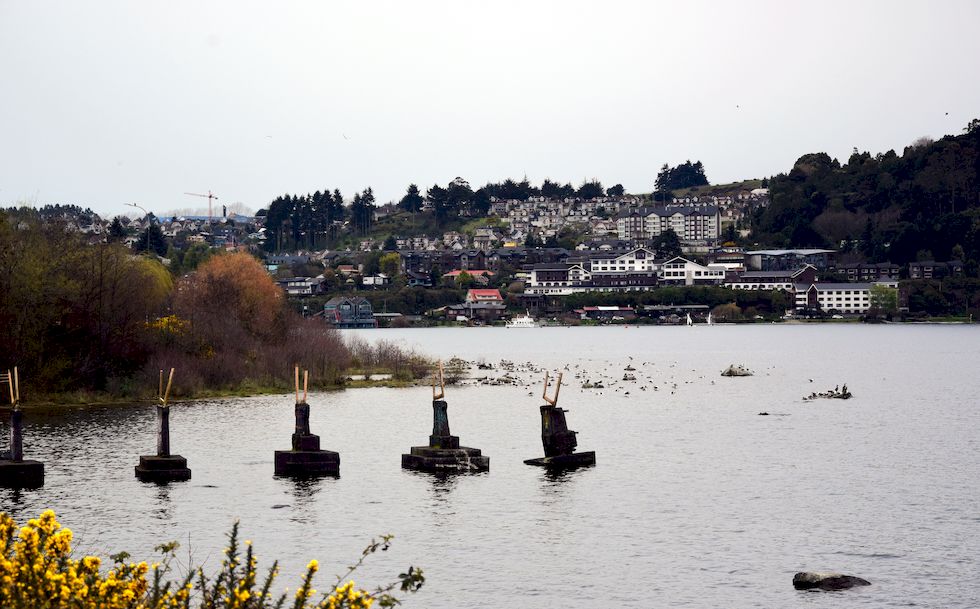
524 372 596 469
402 361 489 473
274 367 339 477
0 368 45 488
135 369 191 483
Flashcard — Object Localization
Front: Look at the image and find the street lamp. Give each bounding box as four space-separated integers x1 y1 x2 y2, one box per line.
127 203 150 254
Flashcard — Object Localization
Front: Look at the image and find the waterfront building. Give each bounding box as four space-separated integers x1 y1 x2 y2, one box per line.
793 281 898 315
324 296 376 328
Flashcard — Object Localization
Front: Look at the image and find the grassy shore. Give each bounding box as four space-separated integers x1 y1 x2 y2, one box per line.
11 374 423 408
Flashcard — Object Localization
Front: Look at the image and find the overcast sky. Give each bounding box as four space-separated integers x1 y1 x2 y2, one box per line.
2 1 979 218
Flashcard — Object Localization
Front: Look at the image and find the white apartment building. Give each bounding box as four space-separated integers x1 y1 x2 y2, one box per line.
794 281 899 314
586 247 658 273
616 206 720 242
659 257 727 285
525 248 660 295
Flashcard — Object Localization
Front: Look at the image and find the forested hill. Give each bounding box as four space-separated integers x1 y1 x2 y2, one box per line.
752 120 980 270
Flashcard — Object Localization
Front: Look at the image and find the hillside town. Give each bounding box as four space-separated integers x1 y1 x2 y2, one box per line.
26 182 971 327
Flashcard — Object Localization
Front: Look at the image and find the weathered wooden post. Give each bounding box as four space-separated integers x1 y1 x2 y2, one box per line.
0 367 45 488
402 361 489 473
524 371 596 469
274 367 340 476
135 368 191 482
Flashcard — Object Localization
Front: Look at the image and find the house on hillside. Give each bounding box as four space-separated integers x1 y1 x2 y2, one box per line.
442 269 493 286
278 275 325 296
362 274 390 288
835 262 900 282
745 249 835 271
658 257 726 285
908 260 963 280
465 289 504 304
406 270 433 287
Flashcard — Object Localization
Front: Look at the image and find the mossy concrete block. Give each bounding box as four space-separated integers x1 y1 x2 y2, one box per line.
0 459 44 488
134 455 191 483
524 451 596 469
274 449 340 477
402 446 489 473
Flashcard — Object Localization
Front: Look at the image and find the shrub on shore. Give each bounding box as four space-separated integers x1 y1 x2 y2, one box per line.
0 510 424 609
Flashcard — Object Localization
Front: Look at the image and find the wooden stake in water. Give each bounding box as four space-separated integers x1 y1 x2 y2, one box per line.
303 369 309 404
542 371 563 407
157 368 175 457
9 368 23 462
432 360 445 401
294 365 300 404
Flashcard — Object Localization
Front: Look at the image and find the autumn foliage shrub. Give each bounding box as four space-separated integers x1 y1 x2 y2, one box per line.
147 253 430 395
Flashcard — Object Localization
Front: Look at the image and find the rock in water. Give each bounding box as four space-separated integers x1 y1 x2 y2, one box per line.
793 572 871 590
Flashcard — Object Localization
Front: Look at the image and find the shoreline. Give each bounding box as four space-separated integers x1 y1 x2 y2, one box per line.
5 378 423 410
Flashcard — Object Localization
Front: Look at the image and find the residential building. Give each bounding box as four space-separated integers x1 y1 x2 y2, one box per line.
465 289 504 304
794 281 898 315
442 269 493 286
278 276 325 296
616 206 720 243
361 274 390 288
525 248 661 295
324 297 376 328
745 249 835 271
575 306 637 321
658 257 726 285
908 260 963 279
447 300 507 322
726 265 817 291
835 262 900 282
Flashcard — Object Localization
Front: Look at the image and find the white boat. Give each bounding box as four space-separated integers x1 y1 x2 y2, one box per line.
506 312 537 328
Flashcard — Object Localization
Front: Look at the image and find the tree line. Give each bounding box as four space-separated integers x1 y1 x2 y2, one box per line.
752 119 980 274
254 161 714 252
0 208 428 400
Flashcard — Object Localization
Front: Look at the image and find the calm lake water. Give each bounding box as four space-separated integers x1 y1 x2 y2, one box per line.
3 325 980 608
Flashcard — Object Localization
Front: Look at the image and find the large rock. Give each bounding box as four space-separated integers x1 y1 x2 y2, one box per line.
793 571 871 590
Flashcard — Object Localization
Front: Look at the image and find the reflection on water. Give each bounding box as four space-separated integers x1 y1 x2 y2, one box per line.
151 484 174 521
279 475 330 525
2 326 980 609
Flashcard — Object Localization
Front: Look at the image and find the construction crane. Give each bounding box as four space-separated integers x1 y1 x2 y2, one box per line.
184 190 219 224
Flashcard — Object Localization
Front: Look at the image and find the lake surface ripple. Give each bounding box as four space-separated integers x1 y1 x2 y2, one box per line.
3 325 979 608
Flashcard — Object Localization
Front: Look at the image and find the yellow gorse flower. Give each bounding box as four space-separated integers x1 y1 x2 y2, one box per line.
0 510 149 609
0 511 413 609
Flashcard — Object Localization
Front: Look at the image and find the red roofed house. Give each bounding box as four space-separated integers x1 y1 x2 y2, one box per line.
465 289 504 304
441 269 494 286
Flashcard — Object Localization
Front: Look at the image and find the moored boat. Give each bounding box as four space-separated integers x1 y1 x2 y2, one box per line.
506 312 537 328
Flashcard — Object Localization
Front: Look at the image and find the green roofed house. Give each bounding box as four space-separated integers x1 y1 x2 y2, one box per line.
324 296 376 328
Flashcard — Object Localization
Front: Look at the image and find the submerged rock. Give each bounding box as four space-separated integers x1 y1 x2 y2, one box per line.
793 571 871 590
803 384 853 401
